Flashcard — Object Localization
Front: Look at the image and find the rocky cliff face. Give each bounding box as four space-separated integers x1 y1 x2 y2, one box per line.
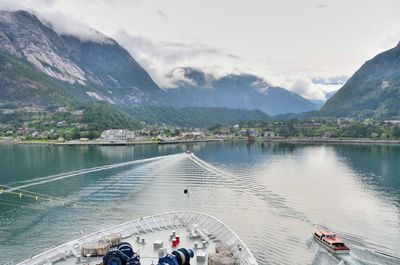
0 10 86 84
0 10 163 105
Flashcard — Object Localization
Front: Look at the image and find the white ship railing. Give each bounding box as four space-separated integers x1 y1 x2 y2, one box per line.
16 211 258 265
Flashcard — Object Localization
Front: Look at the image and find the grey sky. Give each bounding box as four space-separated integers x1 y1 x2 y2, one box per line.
1 0 400 100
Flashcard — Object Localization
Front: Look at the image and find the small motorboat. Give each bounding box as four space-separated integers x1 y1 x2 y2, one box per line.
313 228 350 254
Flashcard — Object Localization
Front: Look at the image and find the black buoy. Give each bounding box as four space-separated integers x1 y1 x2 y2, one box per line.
184 189 188 194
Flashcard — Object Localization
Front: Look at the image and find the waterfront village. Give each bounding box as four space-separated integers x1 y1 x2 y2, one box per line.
0 125 270 144
1 116 400 144
2 103 400 144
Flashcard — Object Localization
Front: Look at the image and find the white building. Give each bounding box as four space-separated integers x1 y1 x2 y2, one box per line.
180 132 205 140
100 129 136 142
385 120 400 125
264 131 278 141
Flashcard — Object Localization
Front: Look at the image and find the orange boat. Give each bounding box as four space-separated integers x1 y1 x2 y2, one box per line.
313 229 350 254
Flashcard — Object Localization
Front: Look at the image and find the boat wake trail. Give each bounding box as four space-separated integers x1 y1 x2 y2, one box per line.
341 255 375 265
189 154 400 265
308 236 398 265
346 248 400 265
189 154 312 223
4 154 183 193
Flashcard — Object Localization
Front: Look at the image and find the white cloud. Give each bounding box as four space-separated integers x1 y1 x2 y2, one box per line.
38 11 114 43
0 0 112 43
0 0 50 12
113 29 249 88
281 76 342 101
311 75 348 86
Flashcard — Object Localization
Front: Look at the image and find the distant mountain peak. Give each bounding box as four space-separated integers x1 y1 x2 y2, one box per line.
170 67 273 92
180 67 209 86
169 67 214 88
164 68 319 115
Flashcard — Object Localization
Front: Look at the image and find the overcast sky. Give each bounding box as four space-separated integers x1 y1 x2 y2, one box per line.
2 0 400 100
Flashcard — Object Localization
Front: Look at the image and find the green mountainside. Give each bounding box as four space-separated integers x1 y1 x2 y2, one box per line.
0 51 75 104
126 106 269 127
0 103 269 141
81 103 140 131
320 42 400 118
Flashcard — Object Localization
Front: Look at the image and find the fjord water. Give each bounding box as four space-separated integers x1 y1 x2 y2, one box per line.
0 143 399 265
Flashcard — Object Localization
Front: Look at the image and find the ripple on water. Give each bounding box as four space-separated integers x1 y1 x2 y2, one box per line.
1 144 400 265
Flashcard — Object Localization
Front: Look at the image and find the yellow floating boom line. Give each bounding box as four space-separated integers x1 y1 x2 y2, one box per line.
0 184 109 211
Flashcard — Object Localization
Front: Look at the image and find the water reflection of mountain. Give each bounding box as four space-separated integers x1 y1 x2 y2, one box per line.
333 144 400 198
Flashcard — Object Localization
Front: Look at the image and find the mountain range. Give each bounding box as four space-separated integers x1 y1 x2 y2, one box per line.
0 10 319 117
163 68 318 116
2 9 398 122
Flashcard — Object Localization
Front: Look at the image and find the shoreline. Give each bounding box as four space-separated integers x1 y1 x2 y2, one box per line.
1 137 400 146
0 138 225 146
268 137 400 145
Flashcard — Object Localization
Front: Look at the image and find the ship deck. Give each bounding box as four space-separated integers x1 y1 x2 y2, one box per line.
18 211 258 265
56 227 216 265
